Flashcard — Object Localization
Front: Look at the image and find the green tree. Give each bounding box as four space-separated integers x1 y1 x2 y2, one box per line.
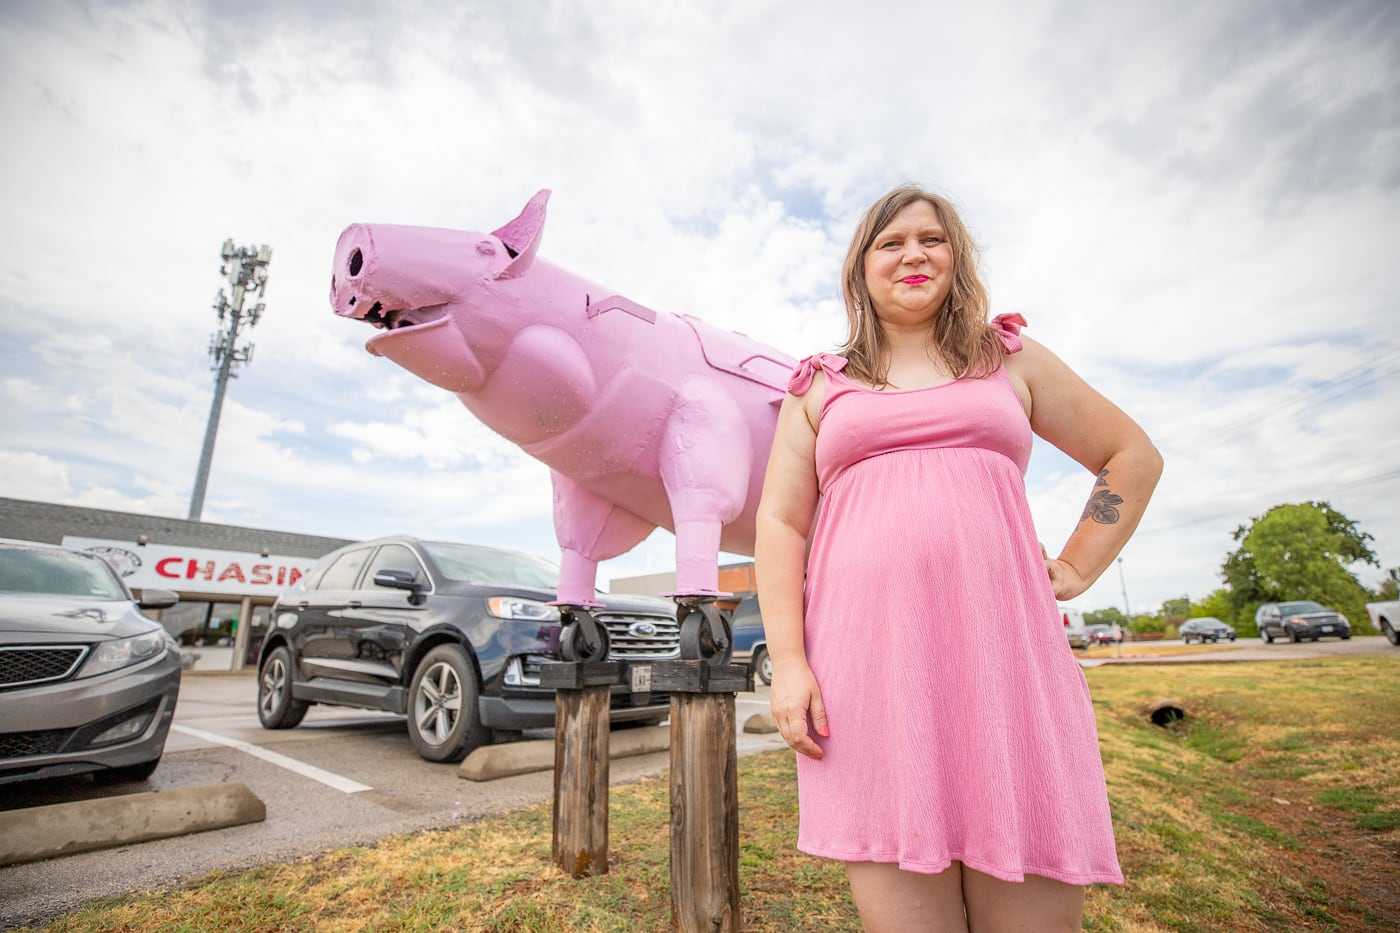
1085 607 1129 628
1191 588 1240 628
1221 501 1378 633
1373 567 1399 602
1160 596 1189 626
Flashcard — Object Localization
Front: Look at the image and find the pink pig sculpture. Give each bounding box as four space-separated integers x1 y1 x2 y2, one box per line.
329 190 796 610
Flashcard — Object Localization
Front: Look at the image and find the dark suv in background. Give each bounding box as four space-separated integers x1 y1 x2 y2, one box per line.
256 536 680 762
1255 600 1352 643
728 594 770 685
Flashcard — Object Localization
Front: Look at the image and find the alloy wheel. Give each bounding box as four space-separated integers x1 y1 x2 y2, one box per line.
260 656 287 719
414 660 463 743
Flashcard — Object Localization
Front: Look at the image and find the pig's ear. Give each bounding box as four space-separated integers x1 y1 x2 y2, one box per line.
492 189 550 279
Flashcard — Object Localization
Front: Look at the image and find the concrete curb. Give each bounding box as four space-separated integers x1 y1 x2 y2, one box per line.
743 712 778 734
0 781 266 867
459 725 671 782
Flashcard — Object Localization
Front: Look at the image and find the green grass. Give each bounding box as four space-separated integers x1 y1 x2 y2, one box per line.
19 657 1400 933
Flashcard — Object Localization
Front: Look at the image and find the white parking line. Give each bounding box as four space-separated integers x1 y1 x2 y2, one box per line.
171 724 373 794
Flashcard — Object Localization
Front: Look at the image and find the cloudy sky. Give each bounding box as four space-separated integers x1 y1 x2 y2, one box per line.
2 0 1396 614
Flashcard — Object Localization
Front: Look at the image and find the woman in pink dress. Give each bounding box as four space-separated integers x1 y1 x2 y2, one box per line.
755 184 1162 932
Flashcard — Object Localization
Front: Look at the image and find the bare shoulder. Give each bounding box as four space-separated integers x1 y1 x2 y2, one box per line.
1000 333 1060 414
795 369 828 433
1002 332 1068 380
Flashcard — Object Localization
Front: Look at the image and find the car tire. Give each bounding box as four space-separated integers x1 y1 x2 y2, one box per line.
753 647 772 686
1383 622 1400 646
407 644 488 763
1261 629 1273 643
258 646 309 729
91 756 161 785
1288 626 1301 643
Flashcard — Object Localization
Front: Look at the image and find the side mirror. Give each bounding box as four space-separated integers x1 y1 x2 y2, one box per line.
373 569 427 606
138 588 180 610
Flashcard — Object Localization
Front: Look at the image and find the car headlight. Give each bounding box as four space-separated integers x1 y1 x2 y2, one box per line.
78 631 171 678
486 597 562 622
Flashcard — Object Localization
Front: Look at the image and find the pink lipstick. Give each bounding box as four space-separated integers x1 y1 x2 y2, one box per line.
901 275 929 285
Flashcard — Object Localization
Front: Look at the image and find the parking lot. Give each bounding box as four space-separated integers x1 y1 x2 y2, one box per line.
0 673 785 928
1 637 1394 929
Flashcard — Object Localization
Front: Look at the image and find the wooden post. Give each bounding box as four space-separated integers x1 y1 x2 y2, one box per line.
542 661 620 878
654 659 751 932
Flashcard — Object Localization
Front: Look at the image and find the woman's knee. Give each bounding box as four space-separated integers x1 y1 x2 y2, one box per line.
845 860 969 933
960 867 1084 932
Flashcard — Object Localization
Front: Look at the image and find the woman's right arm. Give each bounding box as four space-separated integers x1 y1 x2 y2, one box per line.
755 382 826 759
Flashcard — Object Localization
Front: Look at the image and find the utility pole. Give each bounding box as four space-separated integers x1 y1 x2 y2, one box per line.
188 240 272 521
1116 557 1131 656
1117 557 1131 619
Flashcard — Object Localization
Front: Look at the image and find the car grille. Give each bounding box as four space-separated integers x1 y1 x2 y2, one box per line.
0 645 89 689
0 727 71 760
596 613 682 660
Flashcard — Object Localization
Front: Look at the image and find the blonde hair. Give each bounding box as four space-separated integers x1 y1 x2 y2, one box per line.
839 184 1000 386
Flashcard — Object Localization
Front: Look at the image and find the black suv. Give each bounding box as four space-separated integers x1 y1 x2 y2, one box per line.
256 536 680 762
1254 600 1352 643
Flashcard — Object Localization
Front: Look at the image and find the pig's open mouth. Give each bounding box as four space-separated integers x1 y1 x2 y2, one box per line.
353 300 449 331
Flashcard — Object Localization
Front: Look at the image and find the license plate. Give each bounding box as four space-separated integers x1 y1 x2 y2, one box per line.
630 664 652 692
1321 626 1333 633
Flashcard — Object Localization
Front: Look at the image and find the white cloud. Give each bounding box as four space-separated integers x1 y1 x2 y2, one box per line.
1 0 1396 612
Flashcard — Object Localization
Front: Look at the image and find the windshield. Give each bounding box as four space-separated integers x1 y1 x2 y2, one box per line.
1279 601 1326 615
421 542 560 589
0 546 127 599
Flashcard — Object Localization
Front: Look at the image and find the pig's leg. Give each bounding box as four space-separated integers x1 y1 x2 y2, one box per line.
551 470 655 607
659 379 753 597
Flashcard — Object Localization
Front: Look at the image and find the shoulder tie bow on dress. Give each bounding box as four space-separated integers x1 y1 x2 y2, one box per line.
990 313 1027 354
786 352 849 396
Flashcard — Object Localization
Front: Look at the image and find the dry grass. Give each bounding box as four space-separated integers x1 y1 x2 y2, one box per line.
21 657 1400 932
1077 642 1238 660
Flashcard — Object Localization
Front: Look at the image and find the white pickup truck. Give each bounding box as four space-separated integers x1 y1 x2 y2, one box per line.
1367 601 1400 646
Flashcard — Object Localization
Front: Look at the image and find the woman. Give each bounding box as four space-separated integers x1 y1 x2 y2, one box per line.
755 184 1162 931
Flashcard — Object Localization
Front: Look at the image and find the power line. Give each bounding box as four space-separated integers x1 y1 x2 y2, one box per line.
1164 346 1400 454
1136 467 1400 536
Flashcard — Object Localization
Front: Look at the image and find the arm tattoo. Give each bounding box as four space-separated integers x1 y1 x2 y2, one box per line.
1081 468 1123 524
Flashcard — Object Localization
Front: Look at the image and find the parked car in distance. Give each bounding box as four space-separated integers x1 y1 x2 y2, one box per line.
1061 607 1089 649
1084 623 1123 646
728 594 770 685
0 538 182 785
257 536 681 763
1179 617 1236 644
1366 601 1400 646
1255 600 1352 643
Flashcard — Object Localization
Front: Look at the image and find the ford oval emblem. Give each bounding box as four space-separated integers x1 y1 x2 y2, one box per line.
628 621 658 637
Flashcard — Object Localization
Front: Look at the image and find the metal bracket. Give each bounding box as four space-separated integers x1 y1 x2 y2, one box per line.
559 606 610 663
675 598 733 667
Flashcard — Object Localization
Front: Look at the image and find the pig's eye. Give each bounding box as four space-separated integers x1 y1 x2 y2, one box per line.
476 240 496 256
348 248 364 276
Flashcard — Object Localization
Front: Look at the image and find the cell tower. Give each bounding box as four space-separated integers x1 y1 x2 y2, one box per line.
187 239 272 521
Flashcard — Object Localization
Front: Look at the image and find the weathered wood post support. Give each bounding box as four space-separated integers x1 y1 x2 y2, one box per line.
540 607 620 878
653 599 752 933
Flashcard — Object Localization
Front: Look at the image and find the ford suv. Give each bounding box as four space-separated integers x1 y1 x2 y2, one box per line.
1255 600 1352 643
256 535 680 762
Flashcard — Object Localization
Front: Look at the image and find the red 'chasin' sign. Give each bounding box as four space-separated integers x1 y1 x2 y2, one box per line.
155 558 304 587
